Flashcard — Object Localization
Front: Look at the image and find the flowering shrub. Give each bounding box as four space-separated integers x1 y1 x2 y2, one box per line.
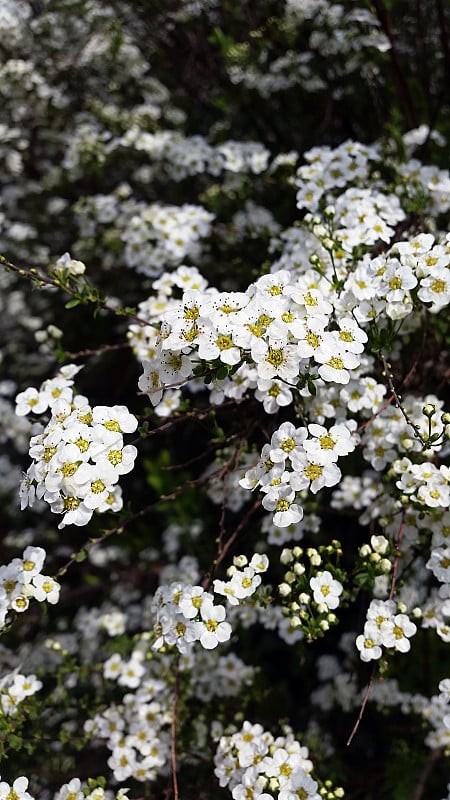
1 0 450 798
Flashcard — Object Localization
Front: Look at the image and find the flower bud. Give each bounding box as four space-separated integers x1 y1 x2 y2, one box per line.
280 548 293 565
371 535 389 554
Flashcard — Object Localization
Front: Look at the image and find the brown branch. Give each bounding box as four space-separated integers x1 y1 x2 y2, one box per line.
0 255 150 327
171 659 180 800
435 0 450 106
64 342 130 359
347 668 376 746
389 507 406 600
204 494 263 589
379 353 428 447
412 747 442 800
372 0 418 128
56 462 230 579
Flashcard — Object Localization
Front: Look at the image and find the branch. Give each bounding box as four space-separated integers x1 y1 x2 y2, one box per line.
372 0 418 128
171 659 180 800
347 668 376 746
389 508 406 600
412 747 442 800
0 255 150 327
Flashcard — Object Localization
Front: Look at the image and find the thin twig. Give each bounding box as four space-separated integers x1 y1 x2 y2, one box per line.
372 0 418 127
64 342 130 359
0 255 150 326
171 659 180 800
347 669 376 746
204 494 263 589
412 747 442 800
389 507 406 600
379 353 427 447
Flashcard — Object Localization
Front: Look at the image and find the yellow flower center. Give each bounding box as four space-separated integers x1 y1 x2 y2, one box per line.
91 479 106 494
104 420 121 432
388 276 402 290
108 449 123 466
319 435 335 449
64 496 81 511
430 278 446 294
306 332 320 348
305 464 323 481
216 334 233 350
44 446 57 462
327 357 344 370
266 348 285 367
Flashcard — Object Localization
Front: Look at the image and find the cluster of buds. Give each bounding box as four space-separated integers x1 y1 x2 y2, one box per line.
354 534 392 590
278 541 345 641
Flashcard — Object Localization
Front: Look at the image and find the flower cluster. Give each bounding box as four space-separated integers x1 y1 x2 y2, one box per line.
0 545 60 628
86 674 172 783
213 553 269 605
0 776 130 800
356 598 417 662
214 720 322 800
240 421 359 527
151 583 232 653
0 671 42 716
278 543 345 640
17 365 138 528
1 0 450 796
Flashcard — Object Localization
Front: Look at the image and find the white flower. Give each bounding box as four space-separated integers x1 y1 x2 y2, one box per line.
262 487 304 528
356 632 383 662
178 586 209 619
198 598 232 649
214 567 261 605
379 613 417 652
309 571 343 610
304 422 358 461
15 387 48 416
314 345 360 385
0 777 33 800
92 405 138 434
251 339 300 383
269 422 308 464
290 451 342 494
336 317 368 353
103 653 123 680
54 778 84 800
72 461 118 510
426 547 450 582
279 767 320 800
31 574 60 604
